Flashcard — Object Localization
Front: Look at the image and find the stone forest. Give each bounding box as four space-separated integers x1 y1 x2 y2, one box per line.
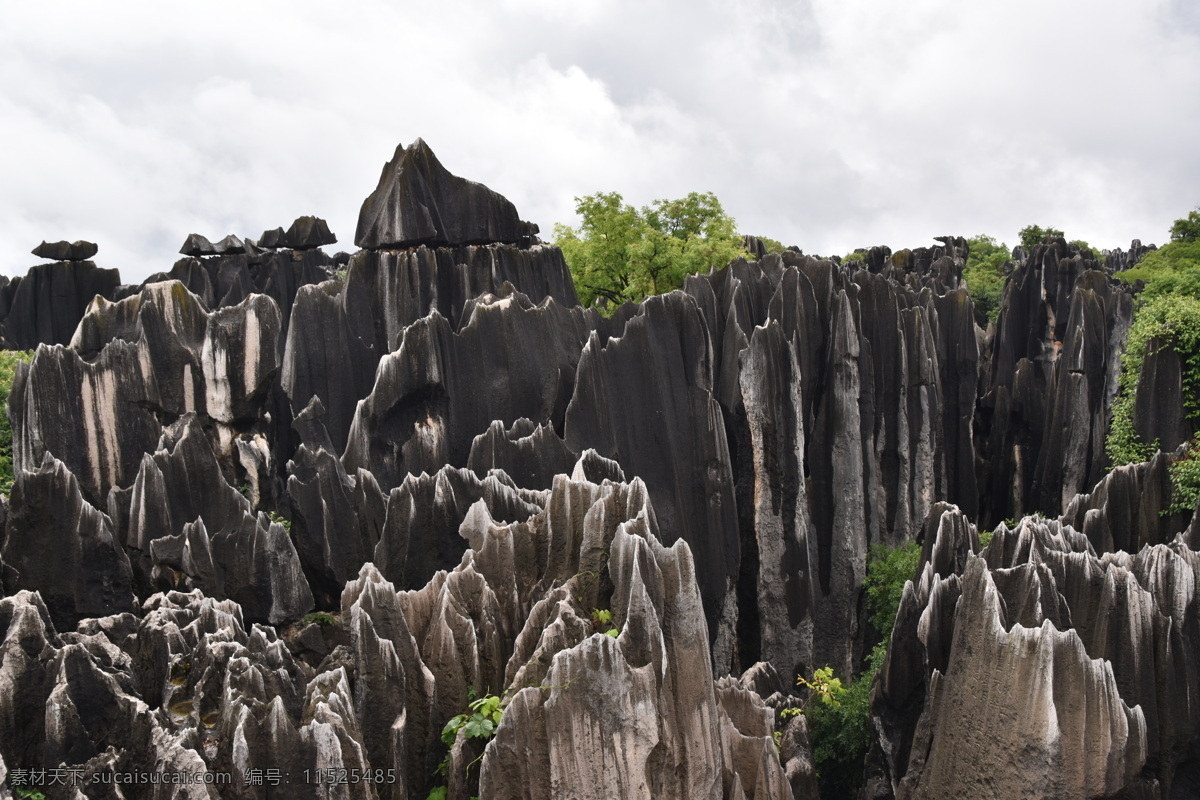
0 138 1196 800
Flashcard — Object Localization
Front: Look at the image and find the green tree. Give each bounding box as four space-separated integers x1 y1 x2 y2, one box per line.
1018 224 1065 251
962 234 1010 326
553 191 748 309
1170 207 1200 243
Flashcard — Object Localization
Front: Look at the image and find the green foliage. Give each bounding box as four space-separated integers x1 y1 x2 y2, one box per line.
0 350 35 496
863 541 922 637
797 666 846 706
1118 239 1200 299
266 510 292 534
1168 446 1200 515
752 235 787 254
302 612 336 628
553 191 748 310
1106 293 1200 468
14 787 47 800
842 250 866 263
429 692 505 797
591 608 619 638
962 234 1010 326
978 528 994 549
1019 224 1064 251
803 645 885 798
1170 208 1200 243
796 542 920 797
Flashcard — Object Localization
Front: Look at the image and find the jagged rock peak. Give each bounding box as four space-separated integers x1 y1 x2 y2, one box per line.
354 138 526 250
31 239 98 261
179 232 246 257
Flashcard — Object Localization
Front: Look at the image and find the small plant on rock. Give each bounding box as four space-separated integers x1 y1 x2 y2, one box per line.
427 691 505 799
591 608 620 638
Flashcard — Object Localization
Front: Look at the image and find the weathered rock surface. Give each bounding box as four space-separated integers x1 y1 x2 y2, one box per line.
283 251 578 453
32 240 99 261
342 291 590 488
977 239 1135 524
0 260 121 349
9 139 1200 800
867 497 1200 798
355 139 525 250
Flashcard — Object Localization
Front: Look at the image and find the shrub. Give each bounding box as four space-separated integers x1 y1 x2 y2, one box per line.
799 541 921 798
0 350 35 496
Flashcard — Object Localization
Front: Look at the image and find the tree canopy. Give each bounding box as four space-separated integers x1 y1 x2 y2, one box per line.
1018 224 1065 251
962 234 1011 326
553 191 748 309
1170 208 1200 244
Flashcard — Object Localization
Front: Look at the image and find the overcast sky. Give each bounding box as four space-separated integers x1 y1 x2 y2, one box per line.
3 0 1198 283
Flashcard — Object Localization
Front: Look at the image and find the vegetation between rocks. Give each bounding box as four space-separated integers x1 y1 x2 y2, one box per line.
0 350 34 496
1105 208 1200 511
798 540 921 798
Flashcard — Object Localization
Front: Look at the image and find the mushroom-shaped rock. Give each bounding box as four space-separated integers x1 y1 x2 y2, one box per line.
282 215 336 249
32 240 98 261
355 138 523 249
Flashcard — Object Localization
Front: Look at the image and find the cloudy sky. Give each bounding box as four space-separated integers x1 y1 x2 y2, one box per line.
2 0 1198 283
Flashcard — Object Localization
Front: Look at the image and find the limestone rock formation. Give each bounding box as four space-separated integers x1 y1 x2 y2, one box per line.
0 259 120 349
355 139 525 250
867 497 1200 798
31 240 98 261
8 136 1200 799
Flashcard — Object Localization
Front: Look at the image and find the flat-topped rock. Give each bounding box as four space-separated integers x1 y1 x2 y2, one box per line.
31 239 98 261
283 215 336 249
354 138 524 249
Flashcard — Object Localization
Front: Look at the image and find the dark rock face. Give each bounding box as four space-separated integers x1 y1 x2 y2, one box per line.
0 260 121 349
283 248 578 454
342 291 590 488
977 240 1134 524
2 454 134 630
32 240 99 261
282 215 337 250
355 138 525 250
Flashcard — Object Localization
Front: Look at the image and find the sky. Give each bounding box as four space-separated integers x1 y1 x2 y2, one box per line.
2 0 1199 284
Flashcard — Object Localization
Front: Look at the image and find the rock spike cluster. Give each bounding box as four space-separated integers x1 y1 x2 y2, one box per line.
0 138 1196 798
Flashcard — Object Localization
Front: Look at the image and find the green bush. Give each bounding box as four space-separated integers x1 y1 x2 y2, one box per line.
863 541 922 636
800 540 920 797
804 644 884 798
1118 239 1200 299
1168 445 1200 515
1106 294 1200 468
962 235 1010 326
0 350 35 496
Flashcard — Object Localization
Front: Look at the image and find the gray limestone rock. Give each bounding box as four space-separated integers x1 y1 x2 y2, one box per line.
2 454 135 629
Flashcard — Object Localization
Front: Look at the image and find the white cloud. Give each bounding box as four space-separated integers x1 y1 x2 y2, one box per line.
1 0 1197 283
